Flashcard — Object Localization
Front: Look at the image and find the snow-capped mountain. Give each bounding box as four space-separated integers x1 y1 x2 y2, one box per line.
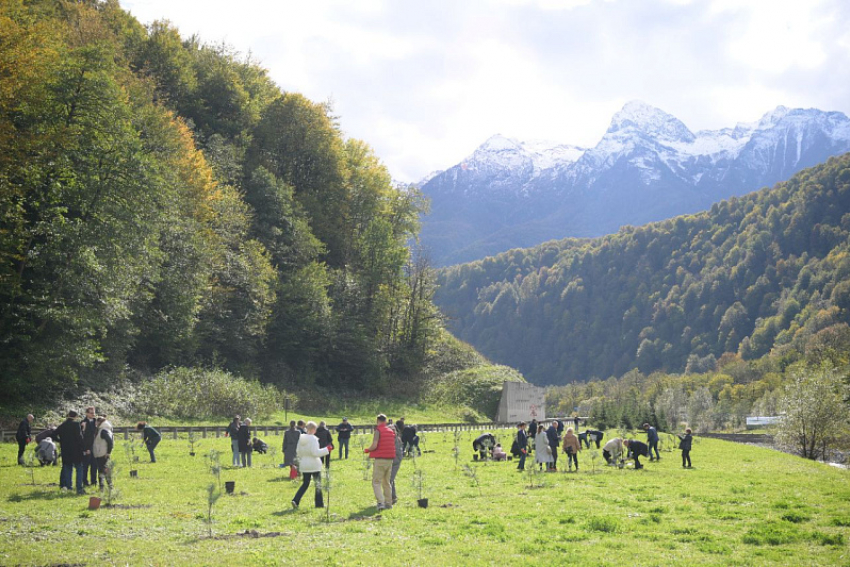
420 102 850 266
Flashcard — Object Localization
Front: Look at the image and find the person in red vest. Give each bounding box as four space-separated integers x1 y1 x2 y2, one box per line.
364 414 396 511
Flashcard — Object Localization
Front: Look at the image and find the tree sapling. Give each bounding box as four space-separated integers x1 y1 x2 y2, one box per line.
205 483 222 538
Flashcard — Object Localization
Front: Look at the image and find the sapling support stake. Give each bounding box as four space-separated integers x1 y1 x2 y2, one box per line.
205 483 221 538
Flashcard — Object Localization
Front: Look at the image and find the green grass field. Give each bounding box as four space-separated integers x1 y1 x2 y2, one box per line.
0 429 848 566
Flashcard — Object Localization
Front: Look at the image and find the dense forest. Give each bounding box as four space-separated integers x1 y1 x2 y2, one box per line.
436 153 850 386
0 0 504 405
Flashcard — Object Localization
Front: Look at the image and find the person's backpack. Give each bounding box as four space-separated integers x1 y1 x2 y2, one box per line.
510 438 520 457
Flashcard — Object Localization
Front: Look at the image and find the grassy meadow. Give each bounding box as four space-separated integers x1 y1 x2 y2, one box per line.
0 427 848 566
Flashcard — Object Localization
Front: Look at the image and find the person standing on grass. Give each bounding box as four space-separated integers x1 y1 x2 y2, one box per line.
534 424 552 471
364 414 396 511
335 417 353 459
602 437 624 465
92 416 114 490
528 419 538 452
54 410 85 494
137 422 161 463
624 439 648 469
515 422 528 471
283 421 300 473
546 421 560 471
315 421 332 468
291 421 331 509
562 427 581 472
643 423 660 461
238 418 253 468
225 415 241 467
389 419 405 505
297 420 307 434
678 428 693 468
15 414 33 465
81 407 97 486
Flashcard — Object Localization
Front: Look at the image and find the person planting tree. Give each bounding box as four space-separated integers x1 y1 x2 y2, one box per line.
137 422 161 463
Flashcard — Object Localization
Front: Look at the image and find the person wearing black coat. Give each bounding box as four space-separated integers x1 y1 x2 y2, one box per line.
401 424 421 457
315 421 333 468
546 422 560 471
15 414 33 465
81 406 98 486
515 422 528 471
528 419 538 450
625 439 649 469
53 411 85 494
678 428 693 468
335 418 354 459
472 433 496 460
237 418 253 467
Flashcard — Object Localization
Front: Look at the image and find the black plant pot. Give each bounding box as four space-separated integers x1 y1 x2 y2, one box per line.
189 452 195 457
129 470 138 478
225 481 235 494
417 498 428 508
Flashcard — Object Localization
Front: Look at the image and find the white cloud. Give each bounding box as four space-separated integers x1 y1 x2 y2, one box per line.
122 0 850 181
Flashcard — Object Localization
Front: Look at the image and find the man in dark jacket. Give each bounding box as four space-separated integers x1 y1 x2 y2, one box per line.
401 423 421 457
546 422 560 471
678 428 693 468
643 423 660 461
581 429 604 449
315 421 333 468
515 422 528 471
472 433 496 460
625 439 649 469
15 414 33 465
335 418 353 459
54 411 85 494
81 406 97 486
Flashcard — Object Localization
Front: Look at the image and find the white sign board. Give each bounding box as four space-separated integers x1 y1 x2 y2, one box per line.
495 381 546 423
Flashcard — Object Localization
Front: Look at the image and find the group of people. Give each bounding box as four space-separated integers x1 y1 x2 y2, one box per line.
14 410 160 495
225 415 268 468
510 419 695 472
286 414 420 511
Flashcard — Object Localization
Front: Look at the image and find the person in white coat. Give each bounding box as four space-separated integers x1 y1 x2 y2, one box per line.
92 417 114 490
602 437 624 465
291 421 332 509
534 424 552 470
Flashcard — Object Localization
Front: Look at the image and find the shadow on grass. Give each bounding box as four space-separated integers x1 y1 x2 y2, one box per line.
346 506 381 521
270 508 299 517
8 489 78 502
266 476 295 483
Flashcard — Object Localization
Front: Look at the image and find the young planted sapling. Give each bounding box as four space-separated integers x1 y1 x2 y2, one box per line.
206 450 222 490
205 483 222 538
187 431 197 456
23 449 36 486
462 464 482 497
320 467 332 523
412 468 427 507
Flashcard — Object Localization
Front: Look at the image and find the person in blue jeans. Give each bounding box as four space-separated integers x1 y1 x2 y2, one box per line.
54 410 85 494
137 422 161 462
643 423 661 461
335 418 353 459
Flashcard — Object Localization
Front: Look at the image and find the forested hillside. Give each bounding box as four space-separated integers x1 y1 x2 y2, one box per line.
0 0 501 404
436 153 850 385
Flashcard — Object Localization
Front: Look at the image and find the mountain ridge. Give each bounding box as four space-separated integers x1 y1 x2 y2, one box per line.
420 102 850 266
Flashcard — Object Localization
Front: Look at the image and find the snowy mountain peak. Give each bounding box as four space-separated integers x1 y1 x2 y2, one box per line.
757 105 791 129
478 134 522 152
608 100 694 142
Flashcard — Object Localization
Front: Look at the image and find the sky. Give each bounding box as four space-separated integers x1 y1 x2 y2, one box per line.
122 0 850 182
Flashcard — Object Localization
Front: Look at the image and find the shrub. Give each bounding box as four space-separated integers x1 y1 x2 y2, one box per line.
423 364 525 419
586 516 620 533
138 367 295 419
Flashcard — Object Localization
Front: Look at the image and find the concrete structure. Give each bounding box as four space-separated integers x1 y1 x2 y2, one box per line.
495 381 546 423
746 416 782 429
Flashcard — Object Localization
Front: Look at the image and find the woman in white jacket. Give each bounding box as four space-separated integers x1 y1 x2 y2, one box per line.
291 421 332 509
534 424 552 470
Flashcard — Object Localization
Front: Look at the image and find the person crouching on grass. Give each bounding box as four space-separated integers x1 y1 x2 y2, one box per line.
291 421 332 509
364 414 396 511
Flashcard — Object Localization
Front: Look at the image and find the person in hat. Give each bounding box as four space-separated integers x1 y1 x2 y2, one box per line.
335 417 353 459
